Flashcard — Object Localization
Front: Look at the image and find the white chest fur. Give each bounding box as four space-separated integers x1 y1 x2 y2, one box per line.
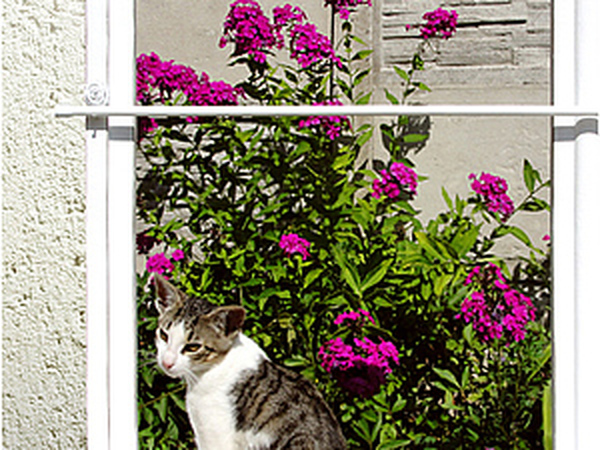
185 334 274 450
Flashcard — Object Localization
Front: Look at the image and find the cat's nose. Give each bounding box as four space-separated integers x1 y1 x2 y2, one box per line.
162 354 176 370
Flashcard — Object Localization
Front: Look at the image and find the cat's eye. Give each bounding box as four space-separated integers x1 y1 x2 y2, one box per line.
182 343 201 353
158 329 168 342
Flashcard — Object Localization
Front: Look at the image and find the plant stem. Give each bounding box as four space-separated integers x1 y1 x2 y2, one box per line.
329 6 336 100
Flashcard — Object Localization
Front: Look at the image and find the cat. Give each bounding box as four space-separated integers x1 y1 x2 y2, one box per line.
153 274 347 450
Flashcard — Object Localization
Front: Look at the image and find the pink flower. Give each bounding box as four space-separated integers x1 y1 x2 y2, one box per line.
319 335 398 397
171 249 184 261
288 22 341 69
279 233 311 260
417 8 458 40
146 253 174 275
145 249 185 276
456 264 536 344
298 99 350 140
469 172 515 222
334 309 375 326
372 162 418 200
324 0 372 20
136 53 243 134
220 0 281 64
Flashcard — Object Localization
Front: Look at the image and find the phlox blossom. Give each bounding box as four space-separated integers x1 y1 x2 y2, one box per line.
416 8 458 40
145 249 185 277
288 22 341 69
334 309 375 327
324 0 372 20
146 253 174 275
457 264 536 343
298 100 350 140
372 161 418 200
136 53 242 135
319 309 399 397
279 233 311 260
220 0 281 64
469 172 515 222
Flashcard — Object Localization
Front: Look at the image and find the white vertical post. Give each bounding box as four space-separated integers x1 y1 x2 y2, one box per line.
107 0 137 448
552 0 577 448
575 1 600 449
85 0 110 448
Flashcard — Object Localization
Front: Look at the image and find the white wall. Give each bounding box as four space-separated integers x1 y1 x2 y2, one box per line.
2 0 87 447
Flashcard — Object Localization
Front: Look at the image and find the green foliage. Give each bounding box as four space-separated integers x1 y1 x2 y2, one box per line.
136 4 552 449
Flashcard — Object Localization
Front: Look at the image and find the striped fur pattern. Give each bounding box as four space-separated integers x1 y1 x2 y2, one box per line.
153 275 346 450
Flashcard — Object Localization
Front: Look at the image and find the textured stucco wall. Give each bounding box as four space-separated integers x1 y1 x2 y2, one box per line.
2 0 87 447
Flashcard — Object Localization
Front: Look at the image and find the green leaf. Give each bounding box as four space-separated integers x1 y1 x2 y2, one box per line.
450 225 481 258
304 269 324 288
393 66 410 82
520 198 550 212
385 88 399 105
332 246 362 297
360 259 393 294
433 367 461 390
355 128 373 148
402 133 428 143
441 187 453 211
356 92 373 105
523 159 540 193
415 231 445 261
352 49 373 61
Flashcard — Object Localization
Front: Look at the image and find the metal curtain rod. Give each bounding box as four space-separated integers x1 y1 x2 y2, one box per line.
54 104 599 118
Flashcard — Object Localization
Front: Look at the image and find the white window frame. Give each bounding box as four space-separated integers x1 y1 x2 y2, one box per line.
55 0 600 448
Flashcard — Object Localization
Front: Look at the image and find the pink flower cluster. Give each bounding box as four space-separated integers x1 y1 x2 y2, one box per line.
219 1 339 70
416 8 458 40
324 0 372 20
456 264 536 343
136 53 242 135
298 100 350 140
136 53 242 106
334 308 375 327
220 0 282 64
372 162 418 200
288 21 342 69
146 249 185 277
279 233 311 260
319 311 399 397
273 4 306 30
469 172 515 222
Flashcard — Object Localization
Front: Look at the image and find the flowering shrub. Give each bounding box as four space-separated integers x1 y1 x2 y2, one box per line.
136 2 551 449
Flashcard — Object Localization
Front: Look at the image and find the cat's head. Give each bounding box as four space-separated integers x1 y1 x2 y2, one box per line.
153 274 246 381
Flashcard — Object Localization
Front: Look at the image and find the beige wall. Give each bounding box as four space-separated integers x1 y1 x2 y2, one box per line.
2 0 87 447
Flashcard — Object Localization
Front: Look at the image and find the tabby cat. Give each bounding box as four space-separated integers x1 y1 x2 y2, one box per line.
153 274 347 450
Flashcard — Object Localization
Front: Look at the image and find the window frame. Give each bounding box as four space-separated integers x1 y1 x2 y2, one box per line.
70 0 600 448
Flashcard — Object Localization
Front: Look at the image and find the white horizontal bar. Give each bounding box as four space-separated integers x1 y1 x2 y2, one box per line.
54 104 599 118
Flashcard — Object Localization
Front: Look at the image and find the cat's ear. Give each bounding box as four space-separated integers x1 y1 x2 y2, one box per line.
206 306 246 338
153 274 184 315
